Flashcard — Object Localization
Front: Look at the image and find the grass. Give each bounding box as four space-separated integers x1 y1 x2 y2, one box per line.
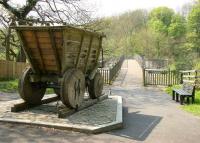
165 85 200 116
182 90 200 116
0 79 18 93
0 79 54 94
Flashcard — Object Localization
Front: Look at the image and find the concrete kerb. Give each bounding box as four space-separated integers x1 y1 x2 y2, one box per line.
0 95 123 134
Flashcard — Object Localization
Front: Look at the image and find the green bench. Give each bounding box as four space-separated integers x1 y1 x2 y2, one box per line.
172 83 195 105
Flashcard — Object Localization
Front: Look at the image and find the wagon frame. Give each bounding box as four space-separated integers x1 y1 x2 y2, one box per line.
13 25 105 109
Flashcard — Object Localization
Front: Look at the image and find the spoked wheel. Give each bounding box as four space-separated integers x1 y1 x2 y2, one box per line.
88 72 104 99
19 67 46 105
61 69 85 109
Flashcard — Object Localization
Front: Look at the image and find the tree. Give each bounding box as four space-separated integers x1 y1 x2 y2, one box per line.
149 7 174 27
187 2 200 57
168 14 186 39
0 0 92 61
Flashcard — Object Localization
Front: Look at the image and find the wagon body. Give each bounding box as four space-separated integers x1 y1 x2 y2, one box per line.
14 25 105 108
15 26 103 75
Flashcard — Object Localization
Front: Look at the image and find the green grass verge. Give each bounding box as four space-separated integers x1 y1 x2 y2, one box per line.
0 79 18 93
0 80 54 94
165 85 200 116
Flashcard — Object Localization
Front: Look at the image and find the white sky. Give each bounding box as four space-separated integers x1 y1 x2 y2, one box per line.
7 0 194 18
85 0 193 17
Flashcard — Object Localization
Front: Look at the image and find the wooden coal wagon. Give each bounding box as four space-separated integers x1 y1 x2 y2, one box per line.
14 25 105 109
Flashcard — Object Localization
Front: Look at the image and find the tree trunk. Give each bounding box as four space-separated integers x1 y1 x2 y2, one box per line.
5 27 11 61
16 46 26 62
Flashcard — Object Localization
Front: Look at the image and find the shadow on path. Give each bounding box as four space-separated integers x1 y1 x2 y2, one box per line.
109 107 162 141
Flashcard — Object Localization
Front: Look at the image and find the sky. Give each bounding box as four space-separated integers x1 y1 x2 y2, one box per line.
85 0 193 17
7 0 194 18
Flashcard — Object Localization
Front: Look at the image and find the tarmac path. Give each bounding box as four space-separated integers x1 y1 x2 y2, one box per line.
1 59 200 143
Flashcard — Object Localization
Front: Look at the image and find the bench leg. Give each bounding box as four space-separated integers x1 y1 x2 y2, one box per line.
172 90 175 100
180 96 184 105
192 96 195 104
187 97 190 104
176 93 179 102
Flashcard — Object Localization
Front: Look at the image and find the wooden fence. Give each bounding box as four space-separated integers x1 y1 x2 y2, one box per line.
144 69 180 86
0 60 28 80
180 70 200 87
99 56 124 84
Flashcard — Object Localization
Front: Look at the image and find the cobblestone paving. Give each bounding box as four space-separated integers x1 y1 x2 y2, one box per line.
0 95 118 127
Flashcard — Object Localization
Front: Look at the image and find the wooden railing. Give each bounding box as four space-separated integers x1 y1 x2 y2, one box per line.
144 69 180 86
180 70 200 86
99 56 124 84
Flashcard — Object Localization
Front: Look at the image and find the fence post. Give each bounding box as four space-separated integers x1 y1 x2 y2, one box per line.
168 69 170 86
195 70 198 86
180 72 183 84
109 68 112 85
143 68 146 86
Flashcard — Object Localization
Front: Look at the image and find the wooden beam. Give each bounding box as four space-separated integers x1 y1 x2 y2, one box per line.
75 34 84 68
49 30 61 73
17 30 39 73
84 36 93 73
11 96 59 112
33 31 46 73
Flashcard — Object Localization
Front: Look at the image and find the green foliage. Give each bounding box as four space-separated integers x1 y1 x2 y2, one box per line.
0 79 18 93
101 2 200 70
188 5 200 33
149 7 174 27
46 88 54 94
182 90 200 116
165 85 181 95
168 15 186 38
148 19 168 33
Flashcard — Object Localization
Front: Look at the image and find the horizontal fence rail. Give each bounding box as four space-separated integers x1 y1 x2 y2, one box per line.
180 70 200 88
144 69 180 86
99 56 124 84
0 60 28 80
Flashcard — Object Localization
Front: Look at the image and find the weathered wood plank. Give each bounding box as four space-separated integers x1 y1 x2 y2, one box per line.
17 31 39 73
34 31 46 73
49 30 61 73
84 36 93 73
11 96 59 112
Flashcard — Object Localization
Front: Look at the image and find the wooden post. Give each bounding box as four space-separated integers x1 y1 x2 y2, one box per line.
168 69 170 86
180 72 183 84
195 70 198 86
101 48 104 68
109 68 112 85
143 68 146 86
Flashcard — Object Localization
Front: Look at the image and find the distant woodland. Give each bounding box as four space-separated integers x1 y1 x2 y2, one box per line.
0 0 200 70
100 0 200 70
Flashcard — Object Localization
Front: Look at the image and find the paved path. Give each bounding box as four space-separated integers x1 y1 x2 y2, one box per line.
1 59 200 143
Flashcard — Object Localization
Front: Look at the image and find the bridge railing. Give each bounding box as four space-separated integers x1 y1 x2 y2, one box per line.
99 56 124 84
144 69 180 86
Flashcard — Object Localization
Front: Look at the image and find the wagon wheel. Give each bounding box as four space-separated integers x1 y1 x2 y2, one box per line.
61 69 85 109
88 72 104 99
19 67 46 105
